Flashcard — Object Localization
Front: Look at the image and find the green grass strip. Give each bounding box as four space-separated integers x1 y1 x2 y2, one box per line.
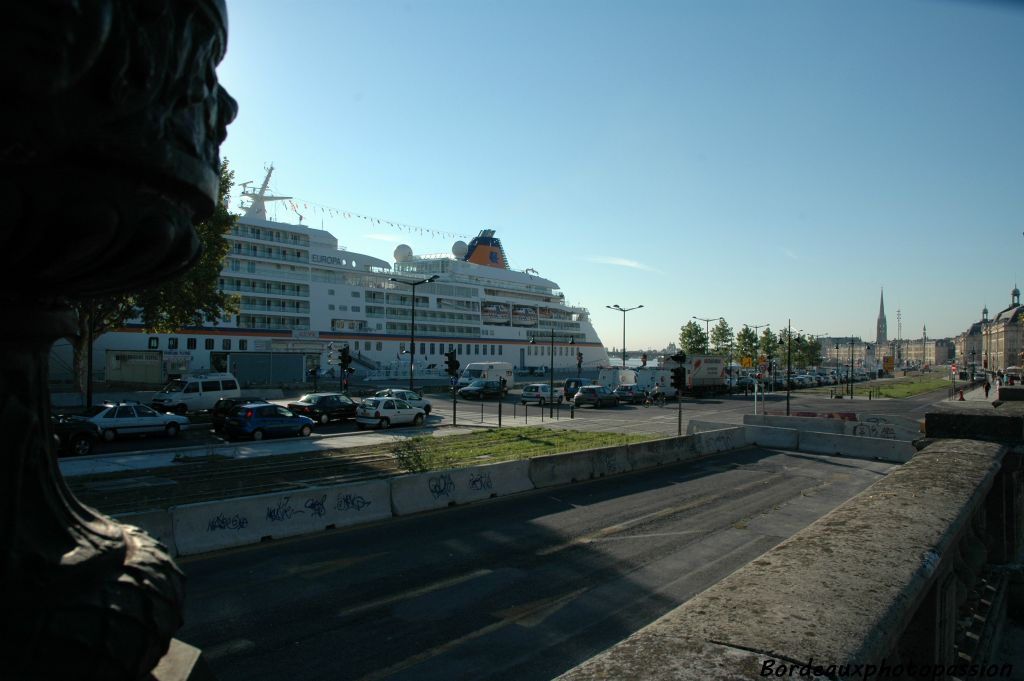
391 426 660 473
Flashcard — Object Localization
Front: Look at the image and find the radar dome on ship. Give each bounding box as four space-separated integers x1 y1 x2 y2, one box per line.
452 241 468 258
394 244 413 262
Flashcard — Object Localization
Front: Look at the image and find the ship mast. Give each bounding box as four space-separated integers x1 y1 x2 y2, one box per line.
240 164 292 220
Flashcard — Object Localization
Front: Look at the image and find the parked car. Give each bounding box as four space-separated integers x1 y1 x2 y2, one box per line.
612 384 646 404
373 388 432 415
562 378 584 401
732 377 756 392
211 396 269 431
51 414 101 457
287 392 359 424
457 379 506 400
573 385 619 408
222 403 314 441
82 402 190 442
355 397 425 429
520 383 563 405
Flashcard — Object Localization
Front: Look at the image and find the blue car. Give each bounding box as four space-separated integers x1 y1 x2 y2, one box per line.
223 403 315 441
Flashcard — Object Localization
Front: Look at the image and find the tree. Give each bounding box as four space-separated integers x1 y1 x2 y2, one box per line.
710 318 734 356
69 159 240 396
758 327 779 360
735 326 759 365
678 320 706 355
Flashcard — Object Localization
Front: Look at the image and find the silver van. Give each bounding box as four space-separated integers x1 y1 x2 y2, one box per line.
151 372 242 414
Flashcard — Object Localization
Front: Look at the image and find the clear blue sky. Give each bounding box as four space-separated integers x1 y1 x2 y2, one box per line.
218 0 1024 351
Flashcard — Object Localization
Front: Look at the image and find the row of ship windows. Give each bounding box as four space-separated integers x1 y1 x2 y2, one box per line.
146 337 576 357
149 337 246 351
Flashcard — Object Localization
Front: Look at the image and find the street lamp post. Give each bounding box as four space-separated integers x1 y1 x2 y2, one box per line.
785 320 792 416
849 338 855 398
835 343 841 393
693 316 723 354
531 330 574 418
607 304 643 367
389 274 439 391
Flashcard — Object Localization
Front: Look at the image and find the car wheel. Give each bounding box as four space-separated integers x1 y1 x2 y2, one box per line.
102 429 116 442
413 414 424 426
252 429 264 441
379 418 390 429
299 424 312 437
520 400 526 405
557 397 563 405
174 404 188 416
356 423 366 431
424 405 431 415
165 422 180 437
539 397 545 406
319 413 330 425
70 435 93 456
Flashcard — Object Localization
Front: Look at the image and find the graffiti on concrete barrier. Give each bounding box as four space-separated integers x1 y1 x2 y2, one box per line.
599 453 620 474
267 496 304 522
207 513 248 532
304 494 327 517
852 423 897 440
336 494 372 512
468 472 493 491
429 473 455 499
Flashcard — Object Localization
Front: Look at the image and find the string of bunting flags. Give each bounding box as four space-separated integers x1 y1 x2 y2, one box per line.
255 194 473 242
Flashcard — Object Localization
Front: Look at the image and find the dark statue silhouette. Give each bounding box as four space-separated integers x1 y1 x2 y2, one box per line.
0 1 235 678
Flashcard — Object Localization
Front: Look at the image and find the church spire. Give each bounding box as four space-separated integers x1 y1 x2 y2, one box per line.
876 287 887 346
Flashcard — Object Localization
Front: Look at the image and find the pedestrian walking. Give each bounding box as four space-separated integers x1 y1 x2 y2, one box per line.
984 381 991 398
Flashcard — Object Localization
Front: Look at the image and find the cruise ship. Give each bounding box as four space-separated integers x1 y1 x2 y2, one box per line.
65 167 609 385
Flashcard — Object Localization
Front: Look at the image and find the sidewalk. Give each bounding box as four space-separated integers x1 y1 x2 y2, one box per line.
57 425 488 479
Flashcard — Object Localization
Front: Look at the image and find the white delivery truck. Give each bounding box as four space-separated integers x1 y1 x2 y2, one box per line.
150 372 242 414
634 367 677 398
457 362 515 387
660 355 729 396
595 367 636 391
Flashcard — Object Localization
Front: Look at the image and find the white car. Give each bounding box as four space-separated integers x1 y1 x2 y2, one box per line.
521 383 563 405
373 388 432 415
356 397 426 430
82 402 190 441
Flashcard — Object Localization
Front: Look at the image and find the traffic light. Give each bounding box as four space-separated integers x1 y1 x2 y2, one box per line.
671 366 686 392
340 345 352 371
445 350 460 377
327 342 337 365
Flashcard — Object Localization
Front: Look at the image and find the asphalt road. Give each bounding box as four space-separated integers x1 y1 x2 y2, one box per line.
178 448 895 681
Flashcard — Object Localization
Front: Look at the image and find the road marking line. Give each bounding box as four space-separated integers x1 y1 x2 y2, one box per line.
204 638 255 660
536 473 784 556
337 568 492 619
355 588 588 681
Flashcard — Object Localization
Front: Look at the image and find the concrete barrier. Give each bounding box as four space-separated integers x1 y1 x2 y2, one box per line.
798 430 914 463
172 479 391 556
625 436 698 470
744 413 846 433
390 460 534 516
685 419 736 434
528 450 602 488
117 509 177 557
743 424 799 450
690 427 746 456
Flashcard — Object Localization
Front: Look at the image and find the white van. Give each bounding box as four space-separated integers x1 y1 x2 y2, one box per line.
457 362 514 387
150 372 241 414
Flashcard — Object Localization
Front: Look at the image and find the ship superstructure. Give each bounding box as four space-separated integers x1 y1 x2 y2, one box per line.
67 167 608 384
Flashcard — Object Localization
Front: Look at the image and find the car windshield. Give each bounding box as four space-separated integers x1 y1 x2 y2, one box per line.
158 380 185 394
296 395 316 403
361 399 381 409
82 406 107 417
468 380 487 387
